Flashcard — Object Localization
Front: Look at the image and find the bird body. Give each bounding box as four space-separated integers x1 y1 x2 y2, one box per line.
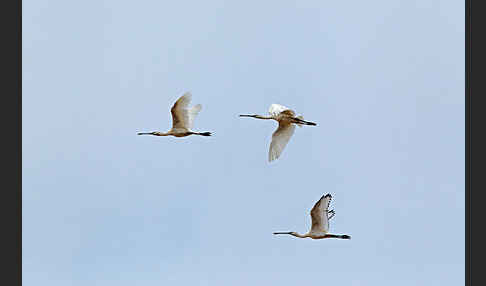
239 104 316 162
138 92 212 138
273 194 351 240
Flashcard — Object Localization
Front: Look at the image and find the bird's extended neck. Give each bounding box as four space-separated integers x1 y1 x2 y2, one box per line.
239 114 273 120
137 131 170 136
273 232 309 238
294 232 310 238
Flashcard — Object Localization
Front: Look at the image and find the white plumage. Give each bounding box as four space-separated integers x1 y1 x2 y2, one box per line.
269 122 296 162
138 92 212 138
268 103 290 118
309 194 332 234
273 194 350 240
170 92 202 131
240 103 317 162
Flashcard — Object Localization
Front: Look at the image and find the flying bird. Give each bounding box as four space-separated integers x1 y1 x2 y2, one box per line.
240 104 316 162
273 194 351 240
138 92 212 137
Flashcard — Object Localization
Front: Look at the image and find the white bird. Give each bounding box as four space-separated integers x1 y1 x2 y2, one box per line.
273 194 351 240
138 92 212 137
239 104 316 162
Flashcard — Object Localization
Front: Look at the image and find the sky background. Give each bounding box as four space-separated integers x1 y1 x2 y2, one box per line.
23 1 464 285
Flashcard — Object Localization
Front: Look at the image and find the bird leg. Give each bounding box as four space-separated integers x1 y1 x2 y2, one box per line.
292 117 317 126
192 132 212 136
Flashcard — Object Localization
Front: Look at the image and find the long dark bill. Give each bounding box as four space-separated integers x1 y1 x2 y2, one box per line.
273 232 292 235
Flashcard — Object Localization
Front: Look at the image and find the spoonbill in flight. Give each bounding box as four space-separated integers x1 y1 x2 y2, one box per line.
239 104 316 162
138 92 212 137
273 194 351 240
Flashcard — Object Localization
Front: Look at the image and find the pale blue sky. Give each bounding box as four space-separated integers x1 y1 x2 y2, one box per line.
23 1 464 285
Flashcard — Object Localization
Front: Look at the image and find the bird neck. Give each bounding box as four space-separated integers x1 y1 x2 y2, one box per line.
240 114 273 120
291 232 309 238
154 132 170 136
256 115 273 120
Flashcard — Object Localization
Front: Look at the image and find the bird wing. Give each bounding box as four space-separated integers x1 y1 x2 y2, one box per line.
170 92 201 130
310 194 332 233
268 121 296 162
268 104 295 118
185 104 202 130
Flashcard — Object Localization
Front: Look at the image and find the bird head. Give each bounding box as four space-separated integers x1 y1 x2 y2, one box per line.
137 131 159 136
273 231 293 235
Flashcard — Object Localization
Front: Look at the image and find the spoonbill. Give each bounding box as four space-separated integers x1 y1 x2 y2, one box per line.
239 104 317 162
273 194 351 240
138 92 212 137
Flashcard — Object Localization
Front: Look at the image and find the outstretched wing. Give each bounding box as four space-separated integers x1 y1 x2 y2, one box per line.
268 104 295 118
185 104 202 130
310 194 332 233
268 121 295 162
170 92 201 130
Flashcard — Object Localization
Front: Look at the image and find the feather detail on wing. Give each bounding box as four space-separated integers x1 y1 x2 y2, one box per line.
170 92 201 130
186 104 202 130
268 122 296 162
269 104 293 117
310 194 332 233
